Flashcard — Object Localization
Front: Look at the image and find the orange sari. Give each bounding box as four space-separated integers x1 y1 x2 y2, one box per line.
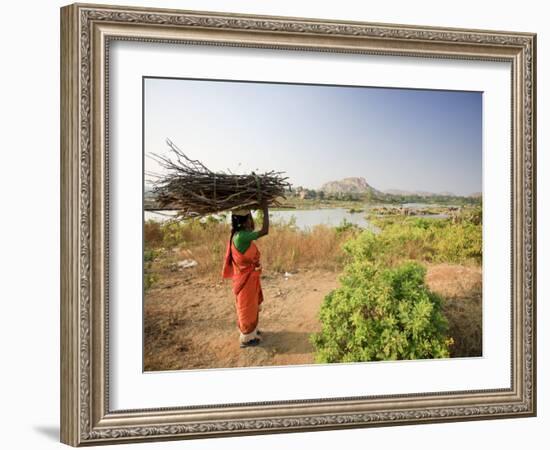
222 239 264 337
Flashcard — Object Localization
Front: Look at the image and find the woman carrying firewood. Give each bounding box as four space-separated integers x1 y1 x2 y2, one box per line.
222 199 269 348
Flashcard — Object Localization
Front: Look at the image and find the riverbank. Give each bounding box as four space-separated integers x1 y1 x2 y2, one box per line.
144 197 477 213
144 208 482 369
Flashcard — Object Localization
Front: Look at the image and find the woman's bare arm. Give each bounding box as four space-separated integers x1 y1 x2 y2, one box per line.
257 200 269 237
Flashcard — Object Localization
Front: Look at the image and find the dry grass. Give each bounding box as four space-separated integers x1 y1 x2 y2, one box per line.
259 224 353 272
426 263 482 358
145 219 356 281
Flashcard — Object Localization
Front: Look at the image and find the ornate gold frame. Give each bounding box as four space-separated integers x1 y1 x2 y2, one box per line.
60 3 536 446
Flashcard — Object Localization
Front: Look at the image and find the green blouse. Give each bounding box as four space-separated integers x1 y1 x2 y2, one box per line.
233 230 260 254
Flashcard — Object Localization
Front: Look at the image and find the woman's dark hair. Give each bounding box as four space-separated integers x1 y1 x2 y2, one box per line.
230 213 251 245
227 213 251 263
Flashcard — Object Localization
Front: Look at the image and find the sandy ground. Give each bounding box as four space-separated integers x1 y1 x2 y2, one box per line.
425 263 483 358
144 264 481 371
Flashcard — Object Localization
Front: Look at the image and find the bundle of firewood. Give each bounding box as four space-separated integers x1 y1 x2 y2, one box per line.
147 139 291 218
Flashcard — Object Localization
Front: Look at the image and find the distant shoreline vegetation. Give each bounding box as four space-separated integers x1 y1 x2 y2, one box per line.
288 176 480 205
144 176 481 211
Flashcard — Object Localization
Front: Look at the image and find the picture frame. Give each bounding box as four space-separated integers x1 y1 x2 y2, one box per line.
60 2 537 446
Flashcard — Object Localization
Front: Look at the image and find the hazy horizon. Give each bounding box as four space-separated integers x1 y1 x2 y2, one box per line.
143 175 480 197
144 78 482 196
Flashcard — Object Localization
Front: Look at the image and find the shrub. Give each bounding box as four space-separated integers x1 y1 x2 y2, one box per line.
160 221 187 249
335 218 360 233
363 213 481 266
432 222 481 264
144 249 159 291
311 258 452 363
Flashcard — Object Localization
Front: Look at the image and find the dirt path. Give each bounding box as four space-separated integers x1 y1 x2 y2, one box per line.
144 263 482 371
144 269 341 371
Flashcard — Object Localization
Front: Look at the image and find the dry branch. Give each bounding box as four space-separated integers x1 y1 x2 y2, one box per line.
147 139 291 218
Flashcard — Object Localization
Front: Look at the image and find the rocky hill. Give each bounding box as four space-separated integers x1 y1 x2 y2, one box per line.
321 177 381 195
318 178 477 201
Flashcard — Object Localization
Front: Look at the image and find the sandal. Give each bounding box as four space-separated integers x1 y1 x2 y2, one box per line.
240 338 261 348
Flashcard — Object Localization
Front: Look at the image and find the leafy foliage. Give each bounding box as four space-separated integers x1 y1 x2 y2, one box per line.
311 258 452 362
335 218 360 234
144 249 159 291
364 207 482 265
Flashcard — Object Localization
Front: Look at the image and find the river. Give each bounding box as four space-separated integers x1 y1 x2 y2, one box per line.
144 206 448 231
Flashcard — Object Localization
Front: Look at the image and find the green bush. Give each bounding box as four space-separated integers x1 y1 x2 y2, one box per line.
362 213 481 265
335 218 360 234
432 221 481 263
311 258 452 363
144 249 159 291
161 221 187 249
310 207 481 363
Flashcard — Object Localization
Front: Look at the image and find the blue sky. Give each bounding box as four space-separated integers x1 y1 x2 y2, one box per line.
144 77 482 195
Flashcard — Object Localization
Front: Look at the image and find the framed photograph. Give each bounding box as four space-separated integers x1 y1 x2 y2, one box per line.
60 3 537 446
